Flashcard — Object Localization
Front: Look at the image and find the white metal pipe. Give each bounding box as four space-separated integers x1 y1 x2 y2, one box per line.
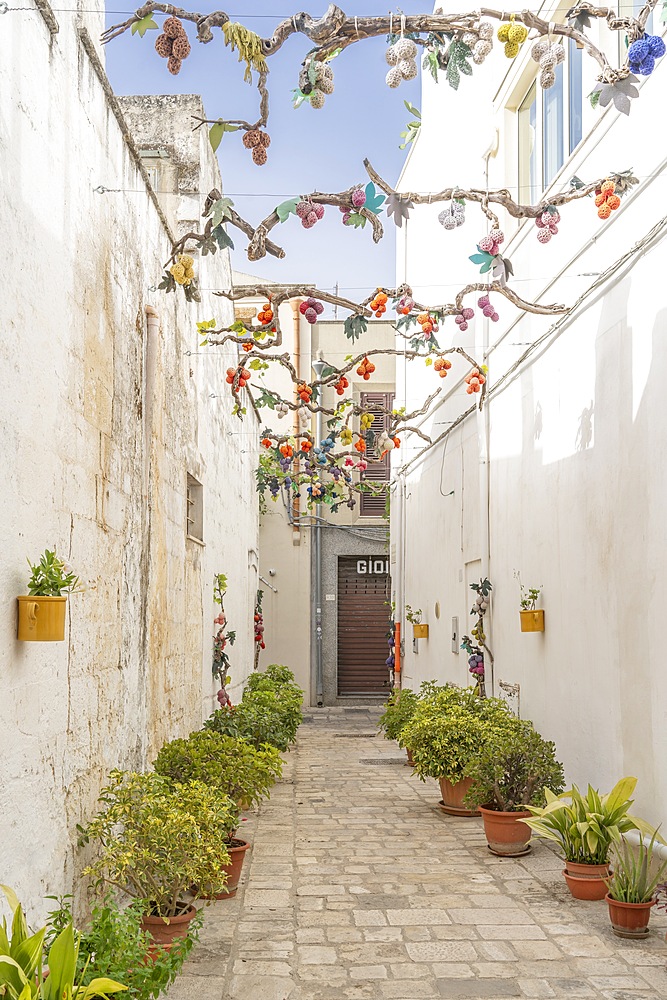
623 829 667 863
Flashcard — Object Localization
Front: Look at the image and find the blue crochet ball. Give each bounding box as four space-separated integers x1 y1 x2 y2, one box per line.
639 54 656 74
648 33 666 57
628 36 650 63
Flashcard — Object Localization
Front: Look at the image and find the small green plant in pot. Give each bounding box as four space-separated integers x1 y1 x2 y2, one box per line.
605 833 667 938
205 684 303 751
464 718 565 857
80 771 237 942
400 686 513 816
18 549 83 642
525 777 664 900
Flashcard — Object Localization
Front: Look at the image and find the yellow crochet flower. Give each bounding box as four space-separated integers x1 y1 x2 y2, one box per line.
170 262 187 284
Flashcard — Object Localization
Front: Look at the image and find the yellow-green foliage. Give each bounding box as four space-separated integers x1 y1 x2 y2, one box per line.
222 22 268 83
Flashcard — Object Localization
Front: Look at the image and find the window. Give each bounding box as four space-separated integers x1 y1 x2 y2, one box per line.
518 45 583 200
359 392 393 518
186 474 204 542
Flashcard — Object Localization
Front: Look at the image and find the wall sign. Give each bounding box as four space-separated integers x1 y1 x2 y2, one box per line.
356 558 390 575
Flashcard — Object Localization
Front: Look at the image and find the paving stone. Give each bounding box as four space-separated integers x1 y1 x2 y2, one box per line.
297 945 338 964
435 980 521 997
405 941 478 962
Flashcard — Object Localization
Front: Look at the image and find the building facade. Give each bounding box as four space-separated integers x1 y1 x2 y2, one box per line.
392 3 667 821
1 6 258 914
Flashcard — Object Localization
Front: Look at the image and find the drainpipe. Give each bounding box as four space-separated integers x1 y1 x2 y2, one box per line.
291 299 303 544
479 150 493 695
144 306 159 495
312 357 326 706
623 829 667 862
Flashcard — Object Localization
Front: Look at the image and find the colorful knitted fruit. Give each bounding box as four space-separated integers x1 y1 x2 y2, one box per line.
416 312 438 339
299 297 324 324
155 17 190 74
629 33 666 75
297 382 313 403
334 375 349 396
243 129 271 165
170 254 195 286
478 229 504 256
396 294 414 315
257 302 274 325
595 180 621 220
360 412 375 430
439 200 466 230
477 294 499 322
535 208 560 242
473 39 493 64
357 357 376 381
340 427 353 445
454 307 474 331
385 40 416 86
433 357 453 378
498 16 527 57
369 290 389 318
393 38 418 60
465 368 486 394
385 65 403 88
226 366 251 393
351 187 366 208
354 438 366 453
296 200 324 229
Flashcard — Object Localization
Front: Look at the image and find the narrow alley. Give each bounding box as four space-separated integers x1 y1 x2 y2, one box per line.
170 709 667 1000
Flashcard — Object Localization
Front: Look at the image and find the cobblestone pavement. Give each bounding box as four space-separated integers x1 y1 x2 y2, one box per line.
170 708 667 1000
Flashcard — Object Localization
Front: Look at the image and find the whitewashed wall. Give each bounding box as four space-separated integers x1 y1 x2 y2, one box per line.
0 3 258 916
393 4 667 823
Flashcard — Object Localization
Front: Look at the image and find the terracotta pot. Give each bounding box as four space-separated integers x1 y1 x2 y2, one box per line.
563 869 608 901
438 777 479 817
606 894 655 938
520 609 545 632
140 904 197 950
199 839 250 900
565 860 611 879
479 806 532 857
17 596 67 641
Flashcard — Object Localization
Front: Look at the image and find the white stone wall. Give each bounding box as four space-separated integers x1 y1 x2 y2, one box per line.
393 5 667 822
0 3 258 916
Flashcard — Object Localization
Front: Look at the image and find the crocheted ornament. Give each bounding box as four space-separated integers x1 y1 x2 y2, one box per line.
497 24 510 41
478 21 494 40
243 130 262 149
385 45 398 66
473 39 493 63
393 37 418 60
313 204 325 220
386 66 403 88
252 146 267 165
318 75 334 95
540 50 557 69
439 211 457 230
296 201 310 218
351 187 366 208
163 16 184 38
508 23 527 44
462 32 477 47
399 59 418 80
628 36 650 63
550 42 565 64
540 68 556 89
155 34 173 57
172 34 191 59
504 41 520 58
167 56 182 75
598 203 612 219
537 228 552 244
531 39 549 61
310 90 325 108
607 194 621 210
648 34 666 57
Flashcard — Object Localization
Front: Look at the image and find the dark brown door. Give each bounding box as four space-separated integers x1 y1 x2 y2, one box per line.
337 556 391 696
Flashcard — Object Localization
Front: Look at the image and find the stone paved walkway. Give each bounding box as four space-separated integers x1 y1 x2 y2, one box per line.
170 709 667 1000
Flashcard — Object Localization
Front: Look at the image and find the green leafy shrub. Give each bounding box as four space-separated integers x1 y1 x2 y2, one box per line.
524 777 663 864
205 665 303 751
46 897 201 1000
400 686 513 783
80 771 237 916
26 549 81 596
154 730 282 809
463 718 565 811
378 689 419 742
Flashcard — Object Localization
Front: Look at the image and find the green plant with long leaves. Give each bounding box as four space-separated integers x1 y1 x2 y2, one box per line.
45 897 201 1000
154 730 282 809
80 772 236 916
206 665 303 750
463 718 564 812
524 777 664 865
0 886 125 1000
605 833 667 903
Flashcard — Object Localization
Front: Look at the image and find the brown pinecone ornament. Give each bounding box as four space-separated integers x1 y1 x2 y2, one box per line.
172 34 191 59
162 16 184 38
167 55 182 75
154 33 173 57
252 146 268 166
242 129 262 149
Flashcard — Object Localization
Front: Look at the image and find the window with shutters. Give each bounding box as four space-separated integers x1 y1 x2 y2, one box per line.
359 391 393 518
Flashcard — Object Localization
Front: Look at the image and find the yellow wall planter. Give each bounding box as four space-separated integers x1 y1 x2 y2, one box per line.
17 595 67 641
413 623 429 639
520 609 545 633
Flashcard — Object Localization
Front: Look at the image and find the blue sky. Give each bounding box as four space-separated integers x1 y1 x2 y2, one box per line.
105 2 424 296
107 0 424 299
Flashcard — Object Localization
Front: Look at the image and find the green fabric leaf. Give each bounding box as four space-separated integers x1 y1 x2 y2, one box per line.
131 14 158 36
209 122 225 152
212 224 234 251
210 197 235 228
363 182 385 216
275 198 300 223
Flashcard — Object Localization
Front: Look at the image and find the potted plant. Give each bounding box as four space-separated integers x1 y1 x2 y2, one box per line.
525 777 663 900
605 833 667 938
518 578 544 632
154 730 282 897
406 605 428 639
81 771 237 944
205 666 303 751
400 686 512 815
0 885 127 1000
464 719 565 856
378 688 419 764
17 548 82 641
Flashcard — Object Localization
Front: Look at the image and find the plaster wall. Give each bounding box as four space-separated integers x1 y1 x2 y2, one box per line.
393 4 667 822
0 6 258 916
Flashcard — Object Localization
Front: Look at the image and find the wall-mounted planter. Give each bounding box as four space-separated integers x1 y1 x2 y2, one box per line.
412 623 429 639
520 610 544 633
17 595 67 641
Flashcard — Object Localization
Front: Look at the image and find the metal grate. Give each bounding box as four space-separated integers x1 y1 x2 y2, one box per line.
359 758 406 765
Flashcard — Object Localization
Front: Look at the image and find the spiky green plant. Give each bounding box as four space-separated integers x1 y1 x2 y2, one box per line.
606 832 667 903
